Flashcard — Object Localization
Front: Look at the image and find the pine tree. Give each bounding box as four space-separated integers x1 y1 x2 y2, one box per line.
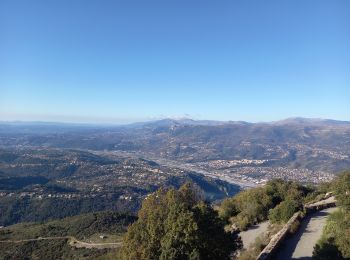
119 183 240 260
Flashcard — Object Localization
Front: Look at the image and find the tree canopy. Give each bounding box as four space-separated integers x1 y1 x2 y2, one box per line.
219 179 310 229
119 183 241 260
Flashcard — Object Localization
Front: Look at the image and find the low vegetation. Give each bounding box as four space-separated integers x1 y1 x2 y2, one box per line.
237 233 269 260
313 171 350 259
219 179 313 230
236 223 284 260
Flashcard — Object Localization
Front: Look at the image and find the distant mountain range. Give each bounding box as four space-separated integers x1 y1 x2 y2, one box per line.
0 117 349 229
1 117 350 174
2 117 349 128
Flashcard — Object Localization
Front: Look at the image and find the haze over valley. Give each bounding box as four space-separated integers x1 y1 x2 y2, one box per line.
0 117 349 227
1 117 348 189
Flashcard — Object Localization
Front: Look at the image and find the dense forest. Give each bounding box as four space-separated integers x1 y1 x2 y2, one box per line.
0 195 140 226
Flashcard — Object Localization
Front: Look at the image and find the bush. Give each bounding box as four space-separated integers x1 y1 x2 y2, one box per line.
219 179 313 230
219 187 273 230
313 238 344 260
333 171 350 210
268 198 300 224
237 233 269 260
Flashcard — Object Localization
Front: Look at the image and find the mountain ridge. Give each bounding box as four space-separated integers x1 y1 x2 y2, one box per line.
1 117 349 129
0 117 349 178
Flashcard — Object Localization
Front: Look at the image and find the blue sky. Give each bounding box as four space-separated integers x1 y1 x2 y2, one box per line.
1 0 349 123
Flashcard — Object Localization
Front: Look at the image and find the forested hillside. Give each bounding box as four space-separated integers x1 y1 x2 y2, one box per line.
0 147 239 226
0 211 135 259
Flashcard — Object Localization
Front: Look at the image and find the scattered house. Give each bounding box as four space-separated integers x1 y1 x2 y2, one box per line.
99 235 107 239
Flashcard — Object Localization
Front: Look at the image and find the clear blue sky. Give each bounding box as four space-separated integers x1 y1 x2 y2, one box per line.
1 0 349 123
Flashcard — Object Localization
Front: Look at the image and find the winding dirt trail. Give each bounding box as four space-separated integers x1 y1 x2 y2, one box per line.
0 236 70 243
0 236 122 249
69 237 122 249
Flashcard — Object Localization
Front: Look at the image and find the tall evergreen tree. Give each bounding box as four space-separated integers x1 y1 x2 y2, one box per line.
119 183 240 260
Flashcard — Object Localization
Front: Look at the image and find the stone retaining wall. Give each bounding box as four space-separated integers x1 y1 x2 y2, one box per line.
304 196 336 214
256 196 336 260
256 212 302 260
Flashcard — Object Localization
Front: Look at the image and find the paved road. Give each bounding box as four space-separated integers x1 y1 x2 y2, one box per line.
275 207 337 260
239 221 269 249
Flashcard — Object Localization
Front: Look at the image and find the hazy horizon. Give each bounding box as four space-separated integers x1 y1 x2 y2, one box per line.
1 1 349 123
1 115 350 126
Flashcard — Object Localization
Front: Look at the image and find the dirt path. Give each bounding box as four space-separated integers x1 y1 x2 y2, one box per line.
0 236 70 243
0 236 122 249
69 237 122 249
275 207 337 260
239 221 269 249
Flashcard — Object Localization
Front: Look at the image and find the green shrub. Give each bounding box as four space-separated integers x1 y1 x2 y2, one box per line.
268 198 300 224
219 179 313 229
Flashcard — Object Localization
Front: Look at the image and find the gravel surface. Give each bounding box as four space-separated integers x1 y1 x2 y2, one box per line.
239 221 269 249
